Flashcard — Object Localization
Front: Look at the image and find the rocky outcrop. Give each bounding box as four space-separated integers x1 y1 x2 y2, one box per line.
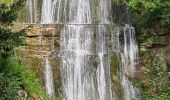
15 24 64 96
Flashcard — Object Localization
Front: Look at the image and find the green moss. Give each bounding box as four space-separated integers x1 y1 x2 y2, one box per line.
110 53 123 100
110 53 120 82
0 0 13 4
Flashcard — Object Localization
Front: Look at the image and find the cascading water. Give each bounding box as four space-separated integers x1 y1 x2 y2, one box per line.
97 0 112 23
44 58 55 96
96 25 114 100
122 25 138 100
60 25 98 100
118 25 138 100
24 0 139 100
41 0 53 23
26 0 36 23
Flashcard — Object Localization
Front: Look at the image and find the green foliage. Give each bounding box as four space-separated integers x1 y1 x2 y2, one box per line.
0 73 19 100
0 0 26 24
0 58 51 100
129 0 170 28
0 0 27 59
0 1 55 99
0 27 26 58
135 56 170 100
128 0 170 50
137 33 156 46
0 0 13 4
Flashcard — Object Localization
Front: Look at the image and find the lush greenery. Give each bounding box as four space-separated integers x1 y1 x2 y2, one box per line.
135 56 170 100
0 0 26 58
0 0 51 99
129 0 170 99
0 59 50 100
129 0 170 28
129 0 170 46
0 0 169 99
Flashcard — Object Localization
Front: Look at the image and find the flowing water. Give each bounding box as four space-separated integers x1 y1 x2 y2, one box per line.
24 0 139 100
44 58 55 96
41 0 53 23
60 25 98 100
26 0 37 23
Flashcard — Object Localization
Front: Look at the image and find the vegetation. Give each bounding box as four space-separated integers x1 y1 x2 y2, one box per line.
129 0 170 45
135 56 170 100
129 0 170 28
0 0 26 58
0 59 50 100
128 0 170 99
0 0 13 4
0 0 169 99
0 0 51 99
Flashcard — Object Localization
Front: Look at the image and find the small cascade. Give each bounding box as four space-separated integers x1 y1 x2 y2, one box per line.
120 25 138 100
44 58 55 96
111 25 139 100
26 0 36 23
96 26 114 100
97 0 112 23
41 0 53 23
122 25 138 76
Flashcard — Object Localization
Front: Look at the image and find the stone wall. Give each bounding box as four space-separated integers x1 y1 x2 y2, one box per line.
15 23 64 96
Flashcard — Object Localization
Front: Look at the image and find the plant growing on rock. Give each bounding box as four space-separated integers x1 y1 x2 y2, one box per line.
135 56 170 100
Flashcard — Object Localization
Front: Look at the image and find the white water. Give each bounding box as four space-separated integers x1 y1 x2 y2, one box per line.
44 58 55 96
25 0 113 24
96 26 114 100
98 0 112 23
26 0 36 23
25 0 139 100
60 25 98 100
111 24 138 100
41 0 53 23
123 25 138 76
121 25 138 100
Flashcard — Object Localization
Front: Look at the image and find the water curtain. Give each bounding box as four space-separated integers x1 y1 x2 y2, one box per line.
24 0 139 100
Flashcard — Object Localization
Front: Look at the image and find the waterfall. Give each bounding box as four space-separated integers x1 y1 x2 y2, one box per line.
96 26 114 100
98 0 112 23
41 0 53 23
111 25 138 100
120 25 138 100
122 25 138 76
24 0 139 100
26 0 36 23
44 58 55 96
60 25 98 100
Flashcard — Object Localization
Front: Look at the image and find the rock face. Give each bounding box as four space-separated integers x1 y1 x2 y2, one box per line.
156 34 170 70
15 23 64 96
146 32 170 70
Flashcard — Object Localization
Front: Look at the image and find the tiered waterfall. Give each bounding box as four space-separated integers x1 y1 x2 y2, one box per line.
22 0 139 100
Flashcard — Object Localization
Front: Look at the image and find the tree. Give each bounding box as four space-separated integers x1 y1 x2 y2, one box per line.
0 0 26 59
128 0 170 49
129 0 170 28
0 1 51 99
